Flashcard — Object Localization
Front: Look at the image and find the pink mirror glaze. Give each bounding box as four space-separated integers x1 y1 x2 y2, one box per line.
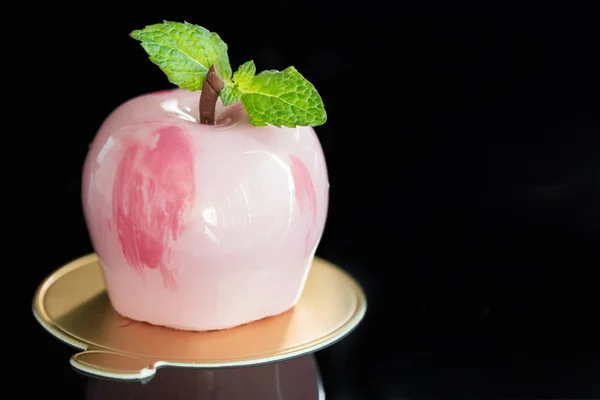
82 89 329 331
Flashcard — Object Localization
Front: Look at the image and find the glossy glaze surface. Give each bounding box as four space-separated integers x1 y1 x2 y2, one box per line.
82 89 329 330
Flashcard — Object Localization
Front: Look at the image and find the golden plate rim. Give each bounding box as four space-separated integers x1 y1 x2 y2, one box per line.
32 253 367 378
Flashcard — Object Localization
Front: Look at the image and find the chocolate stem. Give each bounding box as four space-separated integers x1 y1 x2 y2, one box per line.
199 64 225 125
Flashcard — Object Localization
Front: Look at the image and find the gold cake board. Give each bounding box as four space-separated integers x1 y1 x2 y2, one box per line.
33 254 367 381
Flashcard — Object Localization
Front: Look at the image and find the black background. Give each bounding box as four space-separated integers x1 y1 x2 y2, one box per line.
18 2 600 398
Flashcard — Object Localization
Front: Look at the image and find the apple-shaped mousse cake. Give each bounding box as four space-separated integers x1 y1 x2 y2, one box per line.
82 21 329 331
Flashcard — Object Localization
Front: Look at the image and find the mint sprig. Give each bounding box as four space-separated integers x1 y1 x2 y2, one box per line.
131 21 327 127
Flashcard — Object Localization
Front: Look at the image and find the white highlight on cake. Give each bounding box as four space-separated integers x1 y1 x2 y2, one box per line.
160 98 197 122
96 136 115 164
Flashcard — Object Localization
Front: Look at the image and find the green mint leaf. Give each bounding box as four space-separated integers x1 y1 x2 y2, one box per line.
237 66 327 127
131 21 232 91
220 86 241 107
232 60 256 86
218 61 255 107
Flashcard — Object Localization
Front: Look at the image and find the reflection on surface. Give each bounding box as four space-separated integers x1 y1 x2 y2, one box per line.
84 355 324 399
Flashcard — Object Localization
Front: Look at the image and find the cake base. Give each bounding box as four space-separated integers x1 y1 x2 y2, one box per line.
32 253 367 381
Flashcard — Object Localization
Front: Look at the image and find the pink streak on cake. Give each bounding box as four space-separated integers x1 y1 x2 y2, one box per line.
290 155 317 254
290 155 317 223
112 125 195 289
